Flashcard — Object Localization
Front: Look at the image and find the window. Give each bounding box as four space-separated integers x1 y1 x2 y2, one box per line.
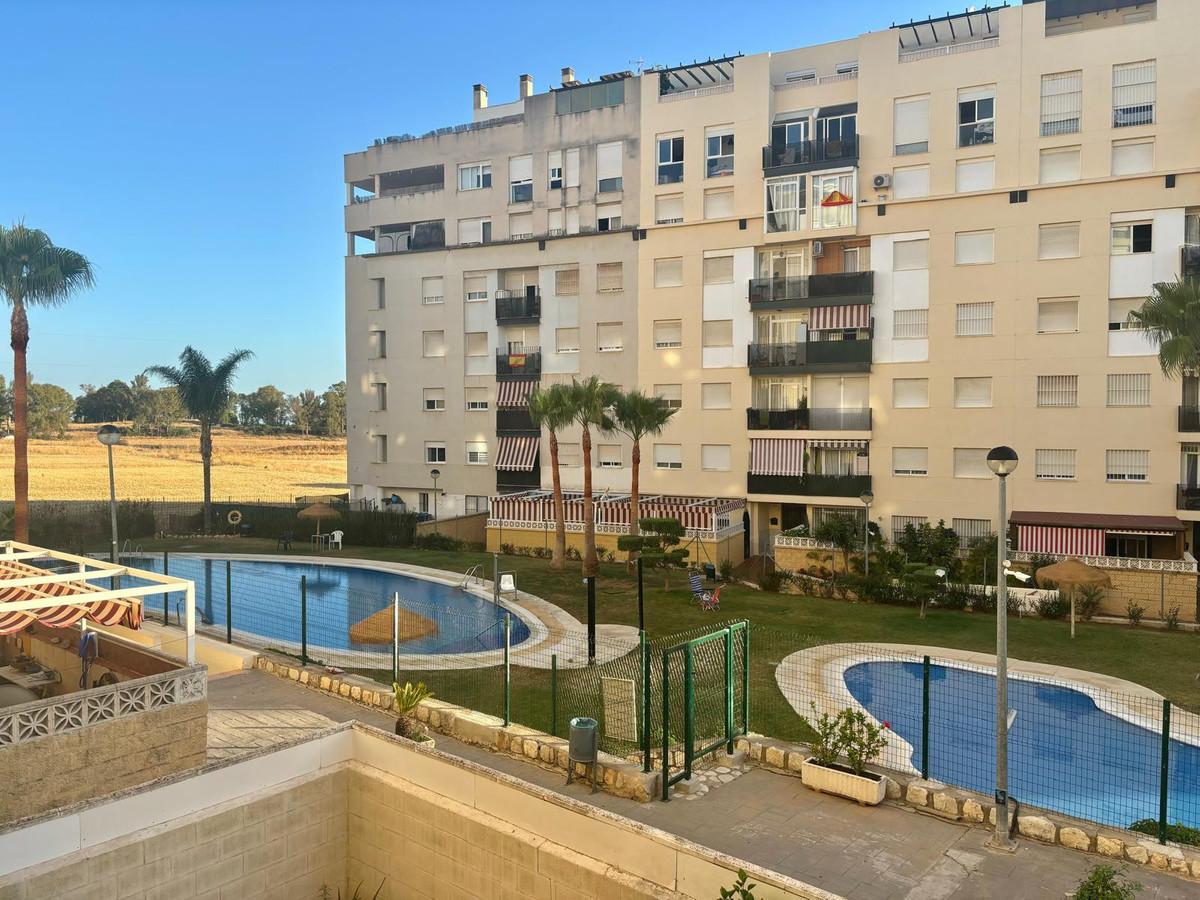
591 323 621 352
705 126 734 178
597 262 623 293
957 86 995 148
955 231 994 265
558 443 581 467
1038 223 1080 260
372 382 389 411
1037 298 1079 333
1041 71 1082 136
555 267 579 296
422 387 443 411
955 302 994 337
555 327 580 353
893 239 929 271
465 332 488 357
596 141 623 192
704 188 734 219
1037 374 1078 407
418 492 429 514
1108 298 1145 331
548 150 563 189
509 155 532 203
596 203 622 231
458 162 491 191
1107 373 1150 406
656 194 683 225
654 384 682 409
457 217 491 245
1112 139 1154 175
1112 60 1155 127
894 96 930 155
701 444 731 471
1111 222 1152 254
654 320 682 349
654 444 682 470
657 135 684 184
371 277 386 310
654 257 683 288
565 148 580 188
892 447 928 477
954 377 992 408
953 448 990 479
956 157 994 193
555 79 624 115
892 378 929 408
892 515 928 544
422 330 445 357
548 209 564 236
466 441 488 465
702 383 732 409
893 308 928 339
424 442 447 464
465 495 489 514
893 166 930 199
368 329 387 359
598 445 622 469
421 276 444 305
1106 449 1149 482
508 211 533 239
703 256 734 285
1039 147 1081 184
465 387 489 410
373 434 388 464
784 69 816 84
811 172 854 229
702 320 733 347
463 274 488 301
765 174 805 233
952 518 991 549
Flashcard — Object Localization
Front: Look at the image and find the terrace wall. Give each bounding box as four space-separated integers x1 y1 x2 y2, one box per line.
487 524 746 566
1095 569 1199 622
415 510 488 545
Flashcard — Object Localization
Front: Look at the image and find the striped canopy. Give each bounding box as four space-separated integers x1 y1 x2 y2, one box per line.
750 438 805 476
0 558 142 635
1018 525 1105 556
809 304 870 331
497 378 537 408
495 435 539 471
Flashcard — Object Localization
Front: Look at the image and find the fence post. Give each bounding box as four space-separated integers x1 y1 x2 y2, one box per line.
683 644 695 783
162 550 170 625
724 626 734 754
300 575 308 666
225 560 232 644
392 592 400 685
641 631 651 773
503 613 511 727
742 624 750 734
661 652 671 801
550 653 558 737
1158 699 1171 844
921 655 931 780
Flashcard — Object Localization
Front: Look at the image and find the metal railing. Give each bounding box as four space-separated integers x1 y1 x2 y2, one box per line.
496 348 542 378
1179 406 1200 431
899 36 998 63
496 407 537 434
1178 484 1200 512
495 293 541 323
747 473 872 497
747 337 872 372
746 407 871 431
748 272 874 305
762 136 859 170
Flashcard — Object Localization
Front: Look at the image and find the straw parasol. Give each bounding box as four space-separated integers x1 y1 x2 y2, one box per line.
1035 557 1112 638
297 501 341 538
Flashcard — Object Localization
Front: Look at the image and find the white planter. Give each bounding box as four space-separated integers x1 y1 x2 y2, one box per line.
800 758 886 806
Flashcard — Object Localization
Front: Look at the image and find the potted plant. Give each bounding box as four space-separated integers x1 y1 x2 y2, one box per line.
799 705 888 806
392 681 434 745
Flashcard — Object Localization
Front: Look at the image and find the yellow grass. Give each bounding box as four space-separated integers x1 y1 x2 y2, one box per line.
0 424 347 501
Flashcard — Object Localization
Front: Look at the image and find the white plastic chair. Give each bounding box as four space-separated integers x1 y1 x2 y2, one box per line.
499 573 516 593
328 530 344 550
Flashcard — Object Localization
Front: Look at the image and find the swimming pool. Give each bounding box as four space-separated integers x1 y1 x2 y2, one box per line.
844 661 1200 830
123 555 531 656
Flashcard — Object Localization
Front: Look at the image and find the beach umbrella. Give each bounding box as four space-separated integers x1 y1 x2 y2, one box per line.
297 501 340 537
1035 557 1111 638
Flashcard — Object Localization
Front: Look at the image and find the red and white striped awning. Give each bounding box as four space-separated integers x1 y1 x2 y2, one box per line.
1105 529 1174 537
497 379 537 408
810 304 870 331
807 439 868 450
0 558 143 635
495 436 539 472
750 438 805 476
1018 525 1105 556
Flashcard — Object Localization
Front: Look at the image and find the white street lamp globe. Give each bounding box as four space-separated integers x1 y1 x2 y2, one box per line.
986 446 1018 477
96 425 122 447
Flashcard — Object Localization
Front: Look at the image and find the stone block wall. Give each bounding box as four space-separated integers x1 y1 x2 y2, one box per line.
1097 569 1198 622
486 525 745 567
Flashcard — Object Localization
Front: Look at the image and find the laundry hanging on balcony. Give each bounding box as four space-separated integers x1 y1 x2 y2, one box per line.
819 189 853 207
497 379 537 408
750 438 805 476
494 436 539 472
809 304 870 330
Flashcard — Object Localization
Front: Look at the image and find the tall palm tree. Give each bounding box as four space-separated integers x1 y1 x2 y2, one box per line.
527 383 576 570
612 390 677 538
569 376 620 577
0 224 94 541
1129 279 1200 379
148 346 253 533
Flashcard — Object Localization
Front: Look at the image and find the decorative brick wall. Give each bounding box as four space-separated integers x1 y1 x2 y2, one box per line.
1098 569 1199 622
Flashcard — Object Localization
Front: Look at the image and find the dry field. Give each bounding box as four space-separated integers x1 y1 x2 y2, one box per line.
0 424 347 501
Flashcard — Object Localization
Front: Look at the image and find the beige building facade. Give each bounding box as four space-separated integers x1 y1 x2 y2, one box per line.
346 0 1200 561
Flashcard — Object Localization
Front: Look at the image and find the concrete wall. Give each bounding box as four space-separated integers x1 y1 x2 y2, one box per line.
415 510 488 545
1095 568 1199 622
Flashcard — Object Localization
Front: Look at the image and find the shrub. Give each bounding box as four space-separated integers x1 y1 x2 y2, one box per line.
391 681 432 742
719 869 757 900
1126 600 1146 626
412 532 463 551
718 559 734 581
1076 585 1104 621
758 568 783 593
836 708 887 776
1036 594 1070 620
1165 604 1181 630
565 546 581 561
799 704 840 767
1128 819 1200 847
499 543 516 556
1071 864 1142 900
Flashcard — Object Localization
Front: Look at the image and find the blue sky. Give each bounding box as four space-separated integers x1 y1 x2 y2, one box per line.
3 0 954 395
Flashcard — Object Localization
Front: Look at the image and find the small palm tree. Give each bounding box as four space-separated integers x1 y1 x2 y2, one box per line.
569 376 620 577
612 390 677 538
0 224 94 541
527 383 576 570
148 346 253 533
1129 279 1200 379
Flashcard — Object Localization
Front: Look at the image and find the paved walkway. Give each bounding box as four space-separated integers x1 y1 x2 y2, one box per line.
206 671 1194 899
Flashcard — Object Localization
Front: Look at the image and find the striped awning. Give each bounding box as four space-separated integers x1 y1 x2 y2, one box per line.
1104 529 1173 537
750 438 805 476
807 439 868 450
1018 525 1105 556
497 379 537 408
0 559 142 636
810 304 870 331
495 436 539 472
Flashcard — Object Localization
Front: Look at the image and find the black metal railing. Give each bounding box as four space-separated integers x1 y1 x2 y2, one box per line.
762 137 858 171
496 292 541 323
1179 406 1200 432
747 473 872 497
1183 245 1200 281
746 407 871 431
496 408 537 434
498 468 541 492
496 349 542 378
747 337 872 373
1177 484 1200 511
748 272 874 306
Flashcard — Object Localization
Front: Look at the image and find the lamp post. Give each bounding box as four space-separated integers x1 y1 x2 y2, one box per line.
430 468 441 528
97 425 122 564
859 489 874 577
986 445 1019 851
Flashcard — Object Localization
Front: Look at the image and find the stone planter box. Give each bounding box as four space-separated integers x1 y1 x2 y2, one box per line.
800 758 886 806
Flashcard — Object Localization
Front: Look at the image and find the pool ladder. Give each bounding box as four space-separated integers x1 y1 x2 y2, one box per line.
459 565 485 589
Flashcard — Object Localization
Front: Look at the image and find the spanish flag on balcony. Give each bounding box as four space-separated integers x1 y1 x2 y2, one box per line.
820 189 853 207
508 353 527 367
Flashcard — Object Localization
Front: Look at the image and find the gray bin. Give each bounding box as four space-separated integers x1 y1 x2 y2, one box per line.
569 716 598 763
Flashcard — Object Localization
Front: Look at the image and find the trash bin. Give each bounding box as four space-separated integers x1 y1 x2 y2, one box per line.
703 563 717 582
569 716 598 763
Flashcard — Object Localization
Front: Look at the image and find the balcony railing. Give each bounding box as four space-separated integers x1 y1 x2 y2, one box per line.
1179 406 1200 432
748 272 874 307
1183 245 1200 281
763 137 858 172
746 407 871 431
747 336 872 374
498 468 541 492
495 291 541 324
497 407 538 434
496 348 542 378
747 473 872 497
1178 484 1200 511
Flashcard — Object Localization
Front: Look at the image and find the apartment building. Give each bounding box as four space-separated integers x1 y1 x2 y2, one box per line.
346 0 1200 561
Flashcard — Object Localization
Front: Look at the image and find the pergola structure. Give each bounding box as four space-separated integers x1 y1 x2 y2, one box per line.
0 541 196 664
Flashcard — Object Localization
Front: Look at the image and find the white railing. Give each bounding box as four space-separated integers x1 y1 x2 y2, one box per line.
774 71 859 90
1010 550 1198 573
775 535 837 550
0 665 206 749
899 37 998 63
658 83 735 103
488 518 742 541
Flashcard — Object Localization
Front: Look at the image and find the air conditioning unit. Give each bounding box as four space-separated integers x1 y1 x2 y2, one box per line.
811 240 824 257
872 173 891 190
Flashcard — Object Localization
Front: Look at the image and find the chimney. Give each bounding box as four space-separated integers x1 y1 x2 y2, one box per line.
561 67 576 86
473 83 488 111
519 74 534 98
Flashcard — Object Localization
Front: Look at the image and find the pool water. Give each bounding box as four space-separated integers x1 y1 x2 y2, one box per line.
844 661 1200 830
124 556 529 654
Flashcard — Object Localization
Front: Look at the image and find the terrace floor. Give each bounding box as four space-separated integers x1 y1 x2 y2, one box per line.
207 670 1192 899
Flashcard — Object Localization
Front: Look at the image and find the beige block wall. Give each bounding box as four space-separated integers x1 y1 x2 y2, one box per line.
415 511 488 544
486 525 744 566
0 699 207 825
1094 569 1199 622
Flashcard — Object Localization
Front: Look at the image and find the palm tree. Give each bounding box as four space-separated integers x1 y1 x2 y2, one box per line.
0 224 94 541
148 346 253 533
1129 279 1200 379
569 376 620 577
612 390 677 538
527 383 576 569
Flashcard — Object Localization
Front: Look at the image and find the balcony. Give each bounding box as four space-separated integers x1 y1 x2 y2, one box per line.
1183 245 1200 281
498 467 541 493
1178 484 1200 512
1179 406 1200 432
747 473 872 497
497 407 538 435
746 407 871 431
748 272 873 308
496 348 542 379
762 137 858 175
495 290 541 325
747 336 872 375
